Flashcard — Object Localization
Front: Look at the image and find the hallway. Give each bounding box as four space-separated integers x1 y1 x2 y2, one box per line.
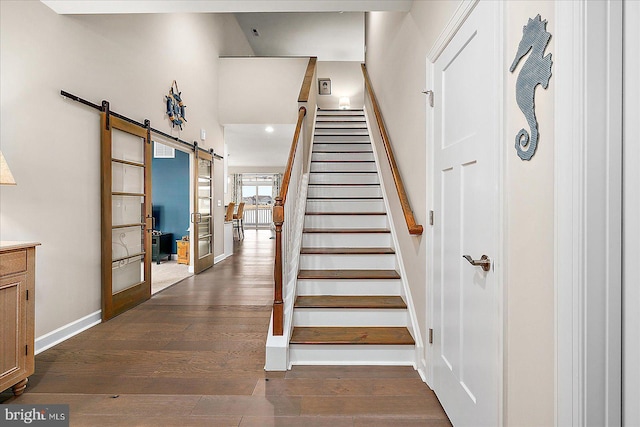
1 230 450 426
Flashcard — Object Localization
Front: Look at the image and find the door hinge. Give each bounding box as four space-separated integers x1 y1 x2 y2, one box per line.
26 289 29 301
25 345 29 356
429 328 433 344
429 210 434 226
422 90 434 107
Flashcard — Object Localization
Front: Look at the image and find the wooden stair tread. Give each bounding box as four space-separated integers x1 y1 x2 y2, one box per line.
304 212 386 216
315 127 368 129
298 269 401 280
312 151 373 153
311 160 375 163
290 327 414 345
300 247 395 255
312 141 371 144
295 295 406 309
310 171 377 174
308 184 380 187
307 196 383 200
303 228 390 234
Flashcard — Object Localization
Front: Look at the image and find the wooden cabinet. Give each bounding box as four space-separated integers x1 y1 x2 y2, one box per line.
0 242 39 396
177 240 189 265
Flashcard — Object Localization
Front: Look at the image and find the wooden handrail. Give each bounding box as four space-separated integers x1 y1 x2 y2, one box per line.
361 64 424 235
273 106 307 336
298 57 317 102
279 107 307 203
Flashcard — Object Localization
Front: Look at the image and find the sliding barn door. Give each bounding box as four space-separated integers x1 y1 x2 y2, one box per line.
101 113 152 321
193 150 214 273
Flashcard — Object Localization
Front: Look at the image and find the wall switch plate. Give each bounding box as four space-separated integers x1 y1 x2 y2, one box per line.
200 129 206 141
217 200 222 207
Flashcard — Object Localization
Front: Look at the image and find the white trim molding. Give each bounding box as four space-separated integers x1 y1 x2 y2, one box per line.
426 0 479 63
623 1 640 425
555 1 622 425
35 310 102 355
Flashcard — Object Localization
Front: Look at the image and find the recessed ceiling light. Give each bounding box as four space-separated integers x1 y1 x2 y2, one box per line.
265 126 274 133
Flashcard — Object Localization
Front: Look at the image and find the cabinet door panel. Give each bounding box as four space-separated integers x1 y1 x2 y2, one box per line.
0 275 26 380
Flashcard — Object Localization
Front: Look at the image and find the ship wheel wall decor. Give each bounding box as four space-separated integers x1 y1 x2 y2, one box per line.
165 80 187 130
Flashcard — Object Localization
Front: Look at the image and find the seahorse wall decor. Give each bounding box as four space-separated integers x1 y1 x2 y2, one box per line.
510 15 553 161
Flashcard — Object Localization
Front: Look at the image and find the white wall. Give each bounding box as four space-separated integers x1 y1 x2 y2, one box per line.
366 1 556 425
365 3 459 370
0 1 253 338
316 61 365 109
218 57 310 125
623 1 640 424
504 3 555 426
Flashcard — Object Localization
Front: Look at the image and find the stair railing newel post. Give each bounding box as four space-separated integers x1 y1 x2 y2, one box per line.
273 196 284 336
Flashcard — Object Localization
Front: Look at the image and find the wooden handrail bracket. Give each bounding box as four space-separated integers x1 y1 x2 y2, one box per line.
361 64 424 236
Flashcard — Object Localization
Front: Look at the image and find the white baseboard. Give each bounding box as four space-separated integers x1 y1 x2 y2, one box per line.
35 310 102 355
214 253 232 264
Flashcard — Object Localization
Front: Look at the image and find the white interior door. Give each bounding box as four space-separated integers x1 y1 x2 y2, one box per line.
431 2 501 426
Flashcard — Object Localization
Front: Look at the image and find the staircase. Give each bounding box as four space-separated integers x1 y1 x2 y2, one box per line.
289 108 416 365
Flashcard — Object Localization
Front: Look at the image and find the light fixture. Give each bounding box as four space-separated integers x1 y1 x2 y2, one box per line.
265 126 274 133
339 97 351 110
0 151 16 185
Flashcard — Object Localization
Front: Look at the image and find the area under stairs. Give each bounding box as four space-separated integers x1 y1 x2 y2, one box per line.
289 108 416 365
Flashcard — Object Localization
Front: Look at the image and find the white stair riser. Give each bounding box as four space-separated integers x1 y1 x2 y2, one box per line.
312 152 374 162
315 135 370 143
302 233 391 248
307 185 382 198
317 110 364 116
313 143 373 153
300 254 396 270
297 279 402 296
315 129 369 136
315 123 367 129
309 174 379 185
289 344 415 366
306 199 385 213
310 162 377 172
304 214 387 229
294 309 408 327
316 117 366 123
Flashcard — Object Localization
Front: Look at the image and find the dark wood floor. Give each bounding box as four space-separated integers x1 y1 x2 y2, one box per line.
1 230 451 426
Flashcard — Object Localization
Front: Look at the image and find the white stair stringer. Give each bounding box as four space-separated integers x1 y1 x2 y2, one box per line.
363 104 426 374
265 173 309 371
288 108 418 368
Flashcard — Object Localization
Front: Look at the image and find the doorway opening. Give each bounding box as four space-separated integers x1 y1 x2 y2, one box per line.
150 140 193 294
240 174 275 230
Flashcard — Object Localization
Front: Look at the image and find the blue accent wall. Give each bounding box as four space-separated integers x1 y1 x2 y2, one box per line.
152 150 190 254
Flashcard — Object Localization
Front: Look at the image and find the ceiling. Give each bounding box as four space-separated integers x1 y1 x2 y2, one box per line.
225 124 295 168
235 12 364 61
40 1 412 14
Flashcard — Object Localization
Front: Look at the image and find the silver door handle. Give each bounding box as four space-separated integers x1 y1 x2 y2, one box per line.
462 254 491 272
